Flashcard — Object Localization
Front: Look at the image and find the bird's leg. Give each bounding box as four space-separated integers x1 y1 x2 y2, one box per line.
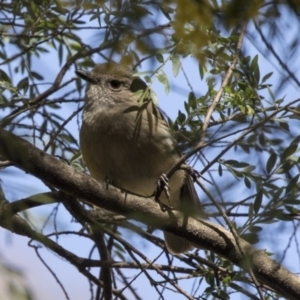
104 177 126 193
153 174 173 212
104 176 110 190
181 165 200 181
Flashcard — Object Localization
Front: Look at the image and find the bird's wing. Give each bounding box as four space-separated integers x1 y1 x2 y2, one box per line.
146 100 205 217
180 172 206 218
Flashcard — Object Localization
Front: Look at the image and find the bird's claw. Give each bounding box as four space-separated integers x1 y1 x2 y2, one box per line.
185 166 201 181
183 165 213 185
154 174 173 211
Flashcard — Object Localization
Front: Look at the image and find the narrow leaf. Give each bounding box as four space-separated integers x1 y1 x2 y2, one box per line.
266 152 277 174
171 54 180 77
254 189 263 214
157 71 170 94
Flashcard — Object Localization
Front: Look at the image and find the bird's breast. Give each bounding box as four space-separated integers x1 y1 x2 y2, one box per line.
80 109 183 200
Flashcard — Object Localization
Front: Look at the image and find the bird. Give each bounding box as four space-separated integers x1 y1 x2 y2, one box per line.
76 62 202 254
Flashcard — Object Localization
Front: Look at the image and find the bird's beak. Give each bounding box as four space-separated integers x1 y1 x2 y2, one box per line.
75 70 97 84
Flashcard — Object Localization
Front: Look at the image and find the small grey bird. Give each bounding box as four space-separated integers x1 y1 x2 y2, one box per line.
76 62 201 254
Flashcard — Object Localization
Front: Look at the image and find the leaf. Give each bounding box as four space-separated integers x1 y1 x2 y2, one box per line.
59 134 77 144
58 42 63 66
244 176 251 189
156 71 170 94
171 54 180 77
254 189 263 214
286 174 300 195
224 160 250 168
240 233 259 244
267 85 275 101
242 56 251 65
218 164 223 176
285 205 299 214
199 62 206 79
184 101 190 114
0 69 11 83
156 53 164 63
249 225 262 233
149 89 158 105
224 159 238 166
31 71 44 80
210 68 221 74
279 121 289 132
222 276 232 285
243 165 255 173
71 151 82 163
248 203 254 219
250 54 258 72
90 12 101 21
144 75 151 83
281 144 298 161
266 152 277 174
188 92 196 109
177 110 186 124
17 77 29 93
261 72 273 83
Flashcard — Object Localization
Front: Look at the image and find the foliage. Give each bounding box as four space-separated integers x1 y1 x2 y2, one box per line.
1 0 300 299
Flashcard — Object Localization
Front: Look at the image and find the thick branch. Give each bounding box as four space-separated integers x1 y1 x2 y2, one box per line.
0 127 300 299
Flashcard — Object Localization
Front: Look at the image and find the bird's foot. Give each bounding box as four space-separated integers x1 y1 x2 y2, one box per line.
183 165 201 181
153 174 173 212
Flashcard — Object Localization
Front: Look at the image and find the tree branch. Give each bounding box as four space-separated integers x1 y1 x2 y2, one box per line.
0 127 300 299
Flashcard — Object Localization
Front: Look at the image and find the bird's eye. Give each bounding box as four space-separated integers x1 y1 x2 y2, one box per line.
109 80 122 89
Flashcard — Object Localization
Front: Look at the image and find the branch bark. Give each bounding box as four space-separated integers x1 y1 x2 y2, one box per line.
0 127 300 299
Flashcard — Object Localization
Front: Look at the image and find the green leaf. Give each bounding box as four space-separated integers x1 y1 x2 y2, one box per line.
58 42 63 66
171 54 180 77
177 110 186 123
17 77 29 93
285 205 299 214
254 189 263 214
199 62 206 79
210 68 221 75
224 160 250 168
279 121 289 132
261 72 273 83
31 71 44 80
188 92 196 109
240 233 259 244
90 12 101 21
222 276 231 285
71 151 82 163
281 144 298 161
242 56 251 65
250 54 258 72
249 225 262 233
244 176 251 189
224 159 238 166
0 69 11 83
243 165 256 173
156 53 164 63
248 203 254 219
156 71 170 94
266 152 277 174
286 173 300 195
267 85 275 101
59 134 76 144
218 164 223 176
149 89 158 105
184 101 190 114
